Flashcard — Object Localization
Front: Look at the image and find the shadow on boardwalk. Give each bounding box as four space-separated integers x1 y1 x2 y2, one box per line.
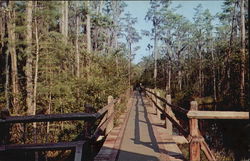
96 91 185 161
133 92 159 153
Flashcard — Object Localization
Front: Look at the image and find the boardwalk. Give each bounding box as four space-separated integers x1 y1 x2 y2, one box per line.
117 92 161 161
1 90 248 161
116 92 184 161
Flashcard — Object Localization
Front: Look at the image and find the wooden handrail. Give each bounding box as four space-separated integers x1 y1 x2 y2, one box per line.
145 87 249 161
0 92 126 161
146 91 189 137
187 111 249 119
0 113 97 124
144 88 188 114
0 98 119 125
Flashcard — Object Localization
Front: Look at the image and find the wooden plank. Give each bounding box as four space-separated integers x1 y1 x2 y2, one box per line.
91 113 115 140
95 98 117 120
156 91 161 119
187 111 249 119
0 113 96 124
200 140 216 161
0 141 85 151
165 94 173 135
106 96 114 135
74 143 84 161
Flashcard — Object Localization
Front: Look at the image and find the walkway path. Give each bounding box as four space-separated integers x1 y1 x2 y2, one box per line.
94 91 184 161
117 92 184 161
117 92 161 161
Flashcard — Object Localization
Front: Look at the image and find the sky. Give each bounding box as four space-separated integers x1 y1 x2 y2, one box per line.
122 1 225 64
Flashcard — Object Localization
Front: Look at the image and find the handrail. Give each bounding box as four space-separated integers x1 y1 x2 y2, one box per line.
145 91 189 137
0 99 119 125
0 113 97 124
187 111 249 119
145 87 248 161
144 88 188 114
0 89 130 161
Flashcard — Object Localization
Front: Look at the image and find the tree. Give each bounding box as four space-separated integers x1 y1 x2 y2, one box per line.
7 1 20 113
121 12 141 88
25 1 33 115
145 1 163 89
60 1 68 40
85 1 91 52
75 1 80 78
240 0 246 107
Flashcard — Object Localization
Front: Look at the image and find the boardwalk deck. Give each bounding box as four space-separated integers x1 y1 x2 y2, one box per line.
95 92 184 161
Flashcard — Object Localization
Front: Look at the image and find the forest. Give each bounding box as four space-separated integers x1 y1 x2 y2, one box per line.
0 0 249 161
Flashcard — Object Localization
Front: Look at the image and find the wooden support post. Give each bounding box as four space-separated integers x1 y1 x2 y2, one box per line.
156 91 161 119
83 104 93 139
165 95 173 135
0 109 10 145
74 143 83 161
189 101 200 161
150 89 153 100
153 90 157 114
106 96 114 135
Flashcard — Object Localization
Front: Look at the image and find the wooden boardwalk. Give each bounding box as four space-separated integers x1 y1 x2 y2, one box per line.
95 92 185 161
1 90 248 161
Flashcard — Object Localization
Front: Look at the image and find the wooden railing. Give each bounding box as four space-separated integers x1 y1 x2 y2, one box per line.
0 95 119 161
144 88 249 161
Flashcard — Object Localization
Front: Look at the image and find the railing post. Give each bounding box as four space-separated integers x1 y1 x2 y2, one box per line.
165 94 173 135
151 89 155 112
106 95 114 135
0 109 10 145
156 91 161 119
189 101 200 161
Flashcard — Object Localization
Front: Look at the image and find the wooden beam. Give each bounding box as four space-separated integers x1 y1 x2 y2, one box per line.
165 94 173 135
0 113 96 124
106 96 114 135
189 101 200 161
0 141 86 151
200 139 216 161
74 143 84 161
187 111 249 119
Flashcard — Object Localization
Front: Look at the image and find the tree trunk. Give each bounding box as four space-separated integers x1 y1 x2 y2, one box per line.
178 70 182 91
211 42 217 102
97 1 103 15
64 1 68 39
33 3 39 160
7 1 20 113
33 1 39 116
128 42 131 88
111 1 118 49
76 2 80 78
85 1 91 80
168 63 171 94
0 4 3 50
153 27 157 88
60 1 68 40
240 0 245 107
5 34 10 111
60 1 65 35
86 1 91 52
199 48 202 97
25 1 33 115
